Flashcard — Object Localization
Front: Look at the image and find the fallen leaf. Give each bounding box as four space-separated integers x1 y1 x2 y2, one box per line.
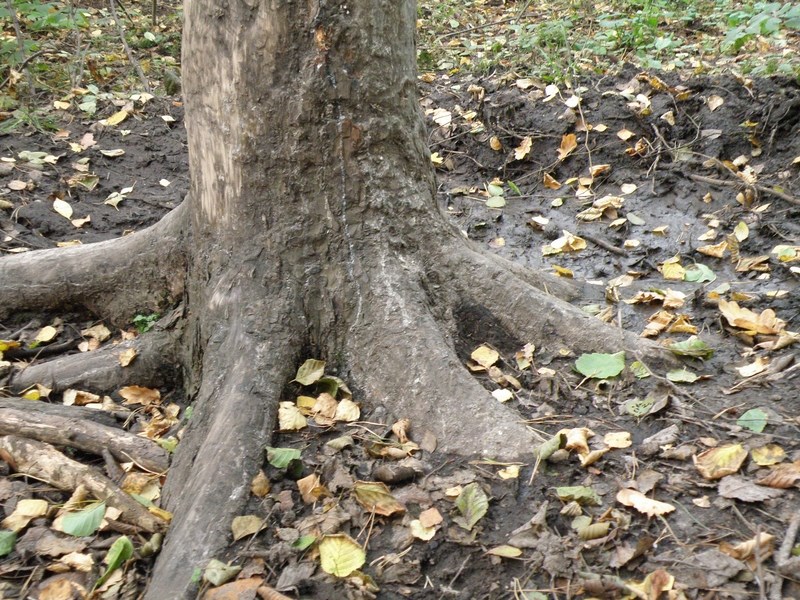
718 476 783 502
557 133 577 161
118 385 160 406
718 299 785 335
1 498 49 532
453 482 489 530
318 534 365 577
486 545 522 558
231 515 264 541
353 481 405 516
297 474 328 504
118 348 137 366
514 136 532 160
471 345 499 369
616 488 675 516
694 444 747 480
278 402 307 431
52 199 73 220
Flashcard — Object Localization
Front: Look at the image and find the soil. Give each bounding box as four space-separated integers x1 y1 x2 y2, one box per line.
1 68 799 599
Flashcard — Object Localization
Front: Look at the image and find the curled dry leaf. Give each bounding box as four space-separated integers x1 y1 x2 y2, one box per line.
353 481 405 517
297 474 328 504
718 299 785 335
118 347 137 367
616 488 675 517
756 460 800 489
118 385 161 407
391 418 410 443
719 532 774 566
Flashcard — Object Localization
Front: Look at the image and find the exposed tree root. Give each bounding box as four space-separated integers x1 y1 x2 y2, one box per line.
0 202 188 325
446 245 673 364
0 397 122 426
8 329 180 394
145 311 301 599
0 436 166 532
0 405 169 473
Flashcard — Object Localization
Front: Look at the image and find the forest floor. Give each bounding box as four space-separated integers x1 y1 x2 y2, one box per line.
1 1 800 599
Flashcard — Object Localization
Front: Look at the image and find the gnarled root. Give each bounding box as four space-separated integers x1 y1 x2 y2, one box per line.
0 202 188 325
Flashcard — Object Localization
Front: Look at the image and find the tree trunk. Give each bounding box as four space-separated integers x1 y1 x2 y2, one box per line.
0 1 666 597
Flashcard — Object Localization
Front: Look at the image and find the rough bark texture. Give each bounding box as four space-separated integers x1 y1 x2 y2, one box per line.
0 1 666 597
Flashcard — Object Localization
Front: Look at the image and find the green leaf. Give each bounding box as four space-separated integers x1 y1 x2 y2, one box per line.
0 530 16 557
629 360 652 378
486 183 504 196
575 351 625 379
623 396 654 417
94 535 133 590
669 336 713 359
737 408 768 433
666 368 698 383
266 446 302 469
203 558 241 586
683 263 715 283
554 485 601 506
61 501 106 537
485 195 506 208
294 359 326 385
156 436 178 453
507 180 521 195
453 482 489 531
292 534 316 550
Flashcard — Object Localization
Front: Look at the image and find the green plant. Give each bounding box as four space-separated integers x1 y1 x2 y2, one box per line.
132 313 159 333
722 2 800 53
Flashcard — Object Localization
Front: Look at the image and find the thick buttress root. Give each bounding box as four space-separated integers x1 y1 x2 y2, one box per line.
0 202 188 325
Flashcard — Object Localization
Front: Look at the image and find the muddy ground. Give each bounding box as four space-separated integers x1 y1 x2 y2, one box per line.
1 68 799 599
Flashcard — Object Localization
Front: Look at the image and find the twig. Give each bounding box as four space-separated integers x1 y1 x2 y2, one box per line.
580 232 626 256
3 0 36 100
770 512 800 600
108 0 151 93
688 173 800 207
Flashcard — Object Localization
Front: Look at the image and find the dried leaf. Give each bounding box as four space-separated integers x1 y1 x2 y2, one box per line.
616 488 675 516
278 402 307 431
231 515 264 541
694 444 747 480
514 136 532 160
557 133 577 161
353 481 405 516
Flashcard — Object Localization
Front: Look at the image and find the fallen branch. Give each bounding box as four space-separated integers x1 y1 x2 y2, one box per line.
0 397 123 427
0 435 166 532
0 405 169 473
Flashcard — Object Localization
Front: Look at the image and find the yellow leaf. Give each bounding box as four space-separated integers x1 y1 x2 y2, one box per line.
470 345 499 369
334 398 360 422
707 95 724 111
694 444 747 480
118 348 137 366
101 109 129 127
119 385 161 406
251 470 271 497
697 240 728 258
489 136 502 151
318 534 365 577
543 172 561 189
231 515 264 541
497 464 520 479
736 356 769 377
733 221 749 242
557 133 577 161
419 507 443 528
616 488 675 517
278 401 307 431
514 136 532 160
751 444 785 466
1 498 49 532
34 325 58 343
718 299 785 335
53 199 74 220
410 519 437 541
617 128 635 141
604 431 632 449
297 473 328 504
486 545 522 558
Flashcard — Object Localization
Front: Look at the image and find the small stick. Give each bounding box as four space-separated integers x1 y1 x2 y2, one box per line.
108 0 151 93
